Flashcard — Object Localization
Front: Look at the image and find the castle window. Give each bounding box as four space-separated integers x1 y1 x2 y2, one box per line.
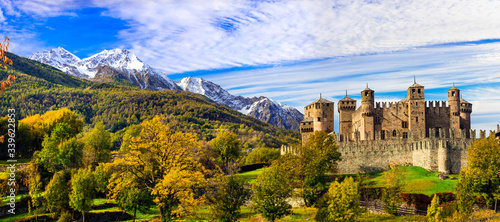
416 102 418 106
317 117 321 122
402 121 408 128
416 117 419 122
403 132 408 139
365 92 368 96
418 89 421 93
327 103 329 107
375 116 380 124
381 130 385 140
412 89 415 94
452 91 455 96
342 101 345 104
393 130 397 137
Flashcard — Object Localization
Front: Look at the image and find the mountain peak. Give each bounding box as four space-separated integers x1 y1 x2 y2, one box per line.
30 48 180 90
177 77 303 130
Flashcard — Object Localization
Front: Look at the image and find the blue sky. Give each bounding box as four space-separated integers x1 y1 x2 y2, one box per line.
2 0 500 133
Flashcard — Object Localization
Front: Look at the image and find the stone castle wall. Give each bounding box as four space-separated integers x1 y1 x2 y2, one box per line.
281 128 492 174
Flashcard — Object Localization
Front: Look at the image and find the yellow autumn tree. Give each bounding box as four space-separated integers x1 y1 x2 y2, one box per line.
20 108 84 151
0 36 16 143
109 116 206 221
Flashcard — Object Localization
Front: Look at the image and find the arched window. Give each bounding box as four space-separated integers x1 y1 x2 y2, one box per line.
393 130 397 137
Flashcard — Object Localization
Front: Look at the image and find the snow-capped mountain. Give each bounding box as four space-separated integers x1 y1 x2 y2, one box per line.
177 77 303 131
29 47 86 78
29 47 180 90
29 47 302 130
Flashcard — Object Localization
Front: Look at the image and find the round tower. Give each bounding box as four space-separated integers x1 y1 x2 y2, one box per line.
338 93 357 141
448 86 460 116
361 86 374 116
360 86 375 140
448 86 460 132
407 81 426 136
460 98 472 131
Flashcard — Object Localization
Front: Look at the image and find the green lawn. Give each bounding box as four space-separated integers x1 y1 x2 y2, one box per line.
236 167 267 183
364 166 459 196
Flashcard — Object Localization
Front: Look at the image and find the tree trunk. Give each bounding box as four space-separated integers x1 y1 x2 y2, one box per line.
133 205 137 222
83 212 85 222
495 195 498 213
159 205 164 222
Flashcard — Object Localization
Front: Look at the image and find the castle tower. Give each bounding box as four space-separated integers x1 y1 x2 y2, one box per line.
448 86 460 134
407 81 425 137
360 86 375 140
338 92 356 141
300 96 334 145
460 98 472 137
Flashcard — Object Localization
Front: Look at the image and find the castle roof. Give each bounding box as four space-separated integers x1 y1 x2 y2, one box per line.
460 98 471 104
301 116 314 123
449 86 459 91
399 98 409 103
362 87 374 91
409 82 423 88
308 97 332 105
339 95 356 102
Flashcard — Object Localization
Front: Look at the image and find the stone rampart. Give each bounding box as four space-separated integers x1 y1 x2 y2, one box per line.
281 128 480 174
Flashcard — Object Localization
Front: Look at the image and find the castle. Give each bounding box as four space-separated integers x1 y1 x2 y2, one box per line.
284 81 483 174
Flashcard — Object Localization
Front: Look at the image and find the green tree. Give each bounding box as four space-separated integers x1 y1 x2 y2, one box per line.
316 177 361 222
108 169 155 222
300 131 341 206
109 116 206 221
427 194 444 222
44 170 71 216
94 163 110 195
241 147 280 165
119 124 141 152
456 135 500 218
37 123 83 172
211 131 240 171
252 165 292 222
27 161 43 221
83 121 111 167
382 165 405 215
69 167 96 222
210 175 251 222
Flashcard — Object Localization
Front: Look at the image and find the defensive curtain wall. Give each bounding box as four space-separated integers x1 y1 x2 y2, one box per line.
282 128 498 174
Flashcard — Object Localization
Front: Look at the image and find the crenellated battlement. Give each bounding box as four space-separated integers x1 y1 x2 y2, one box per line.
375 101 407 110
426 101 448 108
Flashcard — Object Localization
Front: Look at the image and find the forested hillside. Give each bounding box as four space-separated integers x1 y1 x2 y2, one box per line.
0 52 299 157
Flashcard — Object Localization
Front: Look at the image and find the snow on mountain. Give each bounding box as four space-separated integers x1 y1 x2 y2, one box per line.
29 47 87 78
29 47 180 90
29 47 302 130
177 77 303 131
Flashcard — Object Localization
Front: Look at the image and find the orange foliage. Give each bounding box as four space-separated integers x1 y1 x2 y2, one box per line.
0 36 16 93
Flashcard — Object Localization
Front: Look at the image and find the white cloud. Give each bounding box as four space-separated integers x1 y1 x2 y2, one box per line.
14 0 81 17
91 0 500 75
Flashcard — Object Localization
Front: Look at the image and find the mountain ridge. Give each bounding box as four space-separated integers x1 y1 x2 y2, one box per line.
29 47 303 131
177 76 303 131
29 47 180 90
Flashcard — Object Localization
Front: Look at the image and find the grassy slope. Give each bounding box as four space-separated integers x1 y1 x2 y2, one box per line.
364 166 459 196
238 166 459 196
